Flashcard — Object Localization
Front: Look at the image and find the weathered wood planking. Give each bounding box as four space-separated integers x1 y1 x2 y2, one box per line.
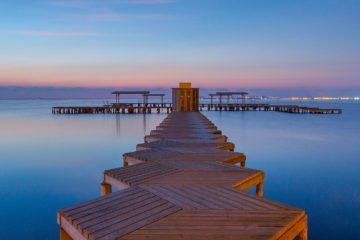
144 133 228 143
136 139 235 152
58 111 308 240
123 149 246 167
103 161 264 196
59 187 306 240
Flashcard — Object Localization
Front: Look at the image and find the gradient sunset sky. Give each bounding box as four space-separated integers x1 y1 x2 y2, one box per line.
0 0 359 92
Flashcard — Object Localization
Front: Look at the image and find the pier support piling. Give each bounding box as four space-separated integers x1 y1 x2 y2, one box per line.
298 227 308 240
101 182 112 196
60 228 73 240
256 182 264 197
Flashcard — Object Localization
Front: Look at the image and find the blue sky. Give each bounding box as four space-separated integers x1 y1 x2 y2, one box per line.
0 0 359 95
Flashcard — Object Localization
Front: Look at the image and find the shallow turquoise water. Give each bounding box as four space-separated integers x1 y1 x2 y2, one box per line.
0 100 359 239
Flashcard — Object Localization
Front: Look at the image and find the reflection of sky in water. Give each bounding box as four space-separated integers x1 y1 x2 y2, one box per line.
0 100 166 240
0 100 359 239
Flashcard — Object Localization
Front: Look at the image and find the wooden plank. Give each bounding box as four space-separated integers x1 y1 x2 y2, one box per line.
136 140 235 152
143 170 259 188
144 133 227 143
122 209 305 240
77 195 162 230
68 190 152 222
60 187 144 218
142 185 281 211
88 202 181 240
60 216 88 240
124 149 245 166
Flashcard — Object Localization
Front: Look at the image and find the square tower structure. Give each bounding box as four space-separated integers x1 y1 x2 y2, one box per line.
172 82 199 112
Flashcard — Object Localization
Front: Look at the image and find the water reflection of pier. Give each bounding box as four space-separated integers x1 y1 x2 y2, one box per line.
115 111 148 137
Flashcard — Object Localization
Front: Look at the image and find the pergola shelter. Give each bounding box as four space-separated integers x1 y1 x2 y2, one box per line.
112 91 150 104
210 92 249 105
144 93 166 105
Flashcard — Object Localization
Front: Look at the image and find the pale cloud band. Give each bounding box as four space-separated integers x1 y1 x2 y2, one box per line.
51 0 176 8
71 12 176 21
11 30 104 37
119 0 176 4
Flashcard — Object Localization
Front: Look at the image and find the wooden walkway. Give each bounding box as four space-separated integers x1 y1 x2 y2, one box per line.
200 103 342 114
52 103 341 115
58 112 308 240
52 103 172 114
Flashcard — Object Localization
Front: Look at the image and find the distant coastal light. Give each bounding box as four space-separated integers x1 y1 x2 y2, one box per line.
289 97 311 101
286 96 360 101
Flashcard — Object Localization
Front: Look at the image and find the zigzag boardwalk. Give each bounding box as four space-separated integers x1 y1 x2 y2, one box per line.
58 112 308 240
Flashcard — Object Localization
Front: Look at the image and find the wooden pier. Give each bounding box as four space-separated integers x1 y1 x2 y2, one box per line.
52 103 172 114
58 111 308 240
200 103 342 114
52 103 341 115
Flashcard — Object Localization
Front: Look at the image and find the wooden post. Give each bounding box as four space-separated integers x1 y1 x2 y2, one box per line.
101 182 112 196
60 228 73 240
256 182 264 197
298 226 308 240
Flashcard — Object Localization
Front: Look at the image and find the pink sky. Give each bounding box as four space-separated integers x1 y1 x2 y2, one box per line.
1 63 358 89
1 0 359 95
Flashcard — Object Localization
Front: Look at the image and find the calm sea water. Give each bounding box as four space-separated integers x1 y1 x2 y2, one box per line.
0 100 359 239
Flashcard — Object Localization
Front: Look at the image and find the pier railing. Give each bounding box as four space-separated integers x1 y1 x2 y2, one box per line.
52 103 173 114
53 102 342 114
